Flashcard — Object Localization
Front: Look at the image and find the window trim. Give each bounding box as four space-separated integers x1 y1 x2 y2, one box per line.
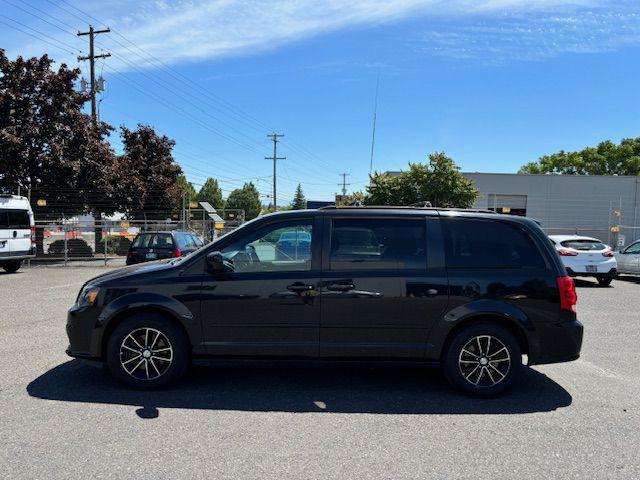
322 215 429 272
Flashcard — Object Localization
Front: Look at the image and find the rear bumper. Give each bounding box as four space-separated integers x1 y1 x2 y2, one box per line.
566 267 616 278
528 319 583 365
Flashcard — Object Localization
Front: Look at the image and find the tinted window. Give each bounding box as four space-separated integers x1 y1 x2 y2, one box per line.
330 218 426 270
221 221 313 273
561 239 606 251
0 209 30 229
443 218 545 269
132 233 174 249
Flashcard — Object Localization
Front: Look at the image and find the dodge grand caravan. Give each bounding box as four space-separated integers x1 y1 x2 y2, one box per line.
66 207 583 396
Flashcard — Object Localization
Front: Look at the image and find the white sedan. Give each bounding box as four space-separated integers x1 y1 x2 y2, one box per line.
615 240 640 276
549 235 617 286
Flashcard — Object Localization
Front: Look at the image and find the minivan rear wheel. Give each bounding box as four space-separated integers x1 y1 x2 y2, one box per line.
443 323 522 397
106 313 189 389
2 260 22 273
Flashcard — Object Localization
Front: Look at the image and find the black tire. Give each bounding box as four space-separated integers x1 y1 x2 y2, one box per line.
106 313 190 389
597 276 612 286
443 322 522 397
2 260 22 273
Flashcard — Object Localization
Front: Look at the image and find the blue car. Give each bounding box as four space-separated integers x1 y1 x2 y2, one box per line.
275 231 311 261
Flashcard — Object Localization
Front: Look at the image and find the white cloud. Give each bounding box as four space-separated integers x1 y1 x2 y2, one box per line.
2 0 625 69
43 1 607 67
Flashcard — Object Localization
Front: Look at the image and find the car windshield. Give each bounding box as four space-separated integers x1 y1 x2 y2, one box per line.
560 239 607 251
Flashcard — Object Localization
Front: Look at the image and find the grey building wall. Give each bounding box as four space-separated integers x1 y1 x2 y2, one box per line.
462 173 640 245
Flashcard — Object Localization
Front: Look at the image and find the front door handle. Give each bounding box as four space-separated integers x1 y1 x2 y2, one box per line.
287 283 314 292
327 283 355 292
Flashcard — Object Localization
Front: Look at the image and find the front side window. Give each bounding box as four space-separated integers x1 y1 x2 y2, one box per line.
221 221 313 273
329 218 426 270
624 242 640 254
443 218 545 269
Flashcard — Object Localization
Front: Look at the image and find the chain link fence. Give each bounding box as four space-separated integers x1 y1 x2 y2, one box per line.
31 209 245 266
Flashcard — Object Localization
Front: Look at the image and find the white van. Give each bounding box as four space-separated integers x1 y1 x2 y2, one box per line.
0 195 36 273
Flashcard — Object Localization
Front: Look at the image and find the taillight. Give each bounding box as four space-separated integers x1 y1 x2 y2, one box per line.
557 276 577 313
30 226 36 247
172 248 181 258
602 250 615 257
557 248 578 256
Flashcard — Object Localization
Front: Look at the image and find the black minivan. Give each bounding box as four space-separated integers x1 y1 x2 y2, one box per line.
66 207 582 396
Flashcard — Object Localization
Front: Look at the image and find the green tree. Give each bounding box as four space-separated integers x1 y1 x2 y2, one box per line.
225 182 262 220
519 137 640 175
115 124 182 218
290 183 306 209
366 152 478 207
196 177 225 209
175 175 196 200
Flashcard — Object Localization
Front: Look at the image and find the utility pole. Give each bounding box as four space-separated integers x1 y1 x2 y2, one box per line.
266 133 285 210
339 173 351 196
77 25 111 129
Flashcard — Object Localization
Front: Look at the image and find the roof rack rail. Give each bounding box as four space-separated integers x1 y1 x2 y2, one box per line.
317 205 496 214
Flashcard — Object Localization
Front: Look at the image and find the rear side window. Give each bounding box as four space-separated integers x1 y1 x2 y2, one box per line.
442 218 545 269
0 209 30 229
560 240 606 251
330 218 426 270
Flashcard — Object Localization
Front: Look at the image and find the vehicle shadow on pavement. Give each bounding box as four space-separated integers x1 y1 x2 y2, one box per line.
27 360 572 416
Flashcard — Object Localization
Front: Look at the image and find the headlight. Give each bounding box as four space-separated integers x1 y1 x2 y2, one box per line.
77 285 100 307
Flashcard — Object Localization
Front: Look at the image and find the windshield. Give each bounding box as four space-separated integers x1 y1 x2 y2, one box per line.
132 233 173 249
560 239 607 251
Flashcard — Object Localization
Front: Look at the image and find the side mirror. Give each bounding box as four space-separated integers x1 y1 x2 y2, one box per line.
206 251 225 272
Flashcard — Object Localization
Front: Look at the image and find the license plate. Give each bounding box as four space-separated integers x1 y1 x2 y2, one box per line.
145 253 157 260
586 265 597 273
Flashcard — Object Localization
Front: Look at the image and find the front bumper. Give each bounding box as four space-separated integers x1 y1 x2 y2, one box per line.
528 318 583 365
66 304 103 361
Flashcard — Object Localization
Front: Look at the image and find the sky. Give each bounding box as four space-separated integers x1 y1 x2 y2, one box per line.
2 0 640 203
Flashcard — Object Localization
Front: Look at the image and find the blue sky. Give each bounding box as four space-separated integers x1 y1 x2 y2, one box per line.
2 0 640 203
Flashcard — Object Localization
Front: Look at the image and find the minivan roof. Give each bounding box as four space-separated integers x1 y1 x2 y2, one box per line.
257 206 539 227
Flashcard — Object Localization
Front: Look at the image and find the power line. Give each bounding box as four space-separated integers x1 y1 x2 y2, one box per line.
38 0 341 175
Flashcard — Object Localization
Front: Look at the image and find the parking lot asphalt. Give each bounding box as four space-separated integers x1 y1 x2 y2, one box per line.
1 266 639 479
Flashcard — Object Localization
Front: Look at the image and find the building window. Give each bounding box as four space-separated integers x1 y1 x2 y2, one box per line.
487 194 527 216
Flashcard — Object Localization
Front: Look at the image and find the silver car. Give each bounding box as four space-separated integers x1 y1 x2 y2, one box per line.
615 240 640 276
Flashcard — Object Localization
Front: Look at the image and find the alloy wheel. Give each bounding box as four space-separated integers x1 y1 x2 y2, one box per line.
458 335 511 388
119 327 173 381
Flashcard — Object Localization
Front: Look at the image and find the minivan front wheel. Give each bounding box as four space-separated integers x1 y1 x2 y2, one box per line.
106 314 189 389
443 323 521 397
